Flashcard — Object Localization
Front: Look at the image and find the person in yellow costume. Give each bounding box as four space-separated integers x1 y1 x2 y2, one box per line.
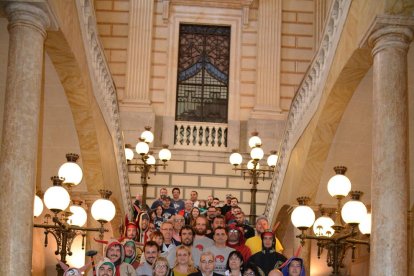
245 216 283 254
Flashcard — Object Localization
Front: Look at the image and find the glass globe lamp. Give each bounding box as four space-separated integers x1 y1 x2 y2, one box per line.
247 160 259 170
58 153 83 186
267 151 278 167
136 141 149 155
291 197 315 230
69 204 87 227
91 190 116 223
229 151 243 166
327 166 351 198
140 127 154 143
159 145 171 162
250 146 264 161
341 192 367 226
313 215 335 237
124 146 134 161
44 176 70 213
248 133 262 148
358 213 372 235
34 195 44 217
146 154 156 165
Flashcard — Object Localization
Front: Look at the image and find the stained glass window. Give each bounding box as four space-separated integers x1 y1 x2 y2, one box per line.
175 24 230 123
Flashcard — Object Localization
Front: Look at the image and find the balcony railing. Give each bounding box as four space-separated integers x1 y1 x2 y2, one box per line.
174 121 228 151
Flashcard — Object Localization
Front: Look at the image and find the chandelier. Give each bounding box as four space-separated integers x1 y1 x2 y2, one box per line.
125 126 172 207
229 132 278 224
290 166 371 276
33 153 116 276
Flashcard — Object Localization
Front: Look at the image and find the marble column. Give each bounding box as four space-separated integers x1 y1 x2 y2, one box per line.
0 2 50 275
368 25 413 276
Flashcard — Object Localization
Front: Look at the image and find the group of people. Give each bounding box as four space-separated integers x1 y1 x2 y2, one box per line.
60 187 306 276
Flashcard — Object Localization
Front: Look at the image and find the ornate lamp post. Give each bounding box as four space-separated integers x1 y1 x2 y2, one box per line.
125 126 172 207
290 166 371 276
229 132 278 224
33 154 116 276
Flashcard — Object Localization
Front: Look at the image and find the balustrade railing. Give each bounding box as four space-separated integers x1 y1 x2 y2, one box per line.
174 121 228 151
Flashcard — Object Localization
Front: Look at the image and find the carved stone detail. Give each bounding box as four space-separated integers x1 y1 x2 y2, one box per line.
75 0 132 216
265 0 352 222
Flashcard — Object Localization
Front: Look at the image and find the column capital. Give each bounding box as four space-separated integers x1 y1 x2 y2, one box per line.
4 1 59 36
360 15 414 55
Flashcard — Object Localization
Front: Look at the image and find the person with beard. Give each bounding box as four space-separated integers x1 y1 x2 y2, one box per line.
137 212 151 243
123 240 140 269
161 196 177 220
123 215 138 241
167 225 201 268
206 206 217 225
193 216 214 252
136 241 160 276
225 224 251 262
91 239 135 276
234 212 254 240
206 215 225 240
247 230 287 275
96 258 116 276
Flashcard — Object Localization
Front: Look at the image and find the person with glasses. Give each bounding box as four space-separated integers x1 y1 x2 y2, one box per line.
224 251 244 276
188 251 221 276
242 262 264 276
225 224 251 262
152 256 171 276
172 214 185 242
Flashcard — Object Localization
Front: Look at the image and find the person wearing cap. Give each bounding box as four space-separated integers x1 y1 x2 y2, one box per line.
247 230 287 275
96 258 116 276
161 195 176 220
245 216 284 254
221 194 233 216
226 224 251 262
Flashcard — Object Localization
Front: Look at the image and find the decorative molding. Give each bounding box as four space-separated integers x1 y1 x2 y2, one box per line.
75 0 132 217
164 0 255 26
264 0 352 222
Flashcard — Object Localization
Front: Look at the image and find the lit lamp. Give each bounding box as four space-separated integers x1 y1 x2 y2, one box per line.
290 166 370 276
126 127 172 207
229 132 278 224
34 154 116 276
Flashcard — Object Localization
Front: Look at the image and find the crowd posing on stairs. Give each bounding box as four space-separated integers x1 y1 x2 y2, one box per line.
59 187 306 276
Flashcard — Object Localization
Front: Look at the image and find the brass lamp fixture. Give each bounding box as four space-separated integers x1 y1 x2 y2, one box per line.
229 132 278 224
33 154 116 276
125 126 172 207
290 166 371 276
